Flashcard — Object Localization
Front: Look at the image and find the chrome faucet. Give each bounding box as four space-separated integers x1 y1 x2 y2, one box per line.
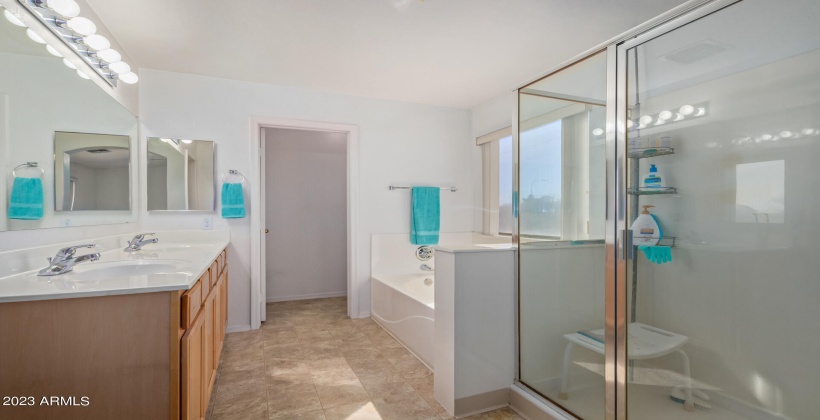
38 244 101 276
124 233 158 252
420 264 433 272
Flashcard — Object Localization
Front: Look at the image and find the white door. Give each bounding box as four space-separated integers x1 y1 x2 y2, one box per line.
259 129 267 322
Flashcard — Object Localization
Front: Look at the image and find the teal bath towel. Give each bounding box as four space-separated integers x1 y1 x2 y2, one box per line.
8 177 44 220
221 183 246 219
411 187 440 245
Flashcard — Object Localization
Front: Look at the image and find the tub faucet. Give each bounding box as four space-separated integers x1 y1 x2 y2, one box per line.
38 244 101 276
124 233 158 252
420 264 433 272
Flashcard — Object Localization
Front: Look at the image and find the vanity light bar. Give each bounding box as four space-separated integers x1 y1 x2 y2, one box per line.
12 0 138 86
630 101 709 131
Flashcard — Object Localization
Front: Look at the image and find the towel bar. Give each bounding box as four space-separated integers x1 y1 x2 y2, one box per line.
12 162 45 178
389 186 456 192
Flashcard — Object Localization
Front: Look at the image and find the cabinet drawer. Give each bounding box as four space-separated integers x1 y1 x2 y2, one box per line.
218 250 227 275
209 261 219 288
181 280 202 329
200 269 211 298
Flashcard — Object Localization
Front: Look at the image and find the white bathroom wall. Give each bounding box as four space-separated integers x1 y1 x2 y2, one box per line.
138 69 474 328
265 128 347 302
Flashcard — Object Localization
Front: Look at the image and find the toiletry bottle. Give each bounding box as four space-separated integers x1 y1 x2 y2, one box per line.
631 205 662 246
642 164 664 189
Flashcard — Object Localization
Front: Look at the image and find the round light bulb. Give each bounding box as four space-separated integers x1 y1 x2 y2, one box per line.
83 34 110 51
76 69 90 80
96 48 121 63
679 105 695 116
694 107 706 117
591 128 604 136
181 139 193 144
658 110 673 120
118 71 139 84
801 128 816 135
26 29 46 44
780 131 793 138
673 113 684 122
47 0 80 18
160 138 171 143
66 17 96 36
760 134 773 141
62 58 77 70
108 61 130 74
46 45 63 57
4 10 27 27
639 115 653 125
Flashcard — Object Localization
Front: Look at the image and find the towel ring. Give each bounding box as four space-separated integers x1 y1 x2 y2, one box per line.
221 169 245 183
12 162 45 178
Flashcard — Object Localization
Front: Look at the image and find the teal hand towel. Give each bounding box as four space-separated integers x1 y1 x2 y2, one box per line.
221 183 246 219
638 245 672 264
8 177 44 220
411 187 440 245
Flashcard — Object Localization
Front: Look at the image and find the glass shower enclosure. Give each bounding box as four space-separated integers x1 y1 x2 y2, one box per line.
515 0 820 419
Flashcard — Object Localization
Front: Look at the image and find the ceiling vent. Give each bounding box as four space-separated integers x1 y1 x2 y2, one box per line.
662 40 730 64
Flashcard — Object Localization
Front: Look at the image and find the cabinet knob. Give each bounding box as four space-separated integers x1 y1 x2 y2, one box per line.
265 229 269 234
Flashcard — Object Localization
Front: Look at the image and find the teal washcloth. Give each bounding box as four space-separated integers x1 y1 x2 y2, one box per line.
639 245 673 264
8 177 44 220
411 187 440 245
221 183 246 219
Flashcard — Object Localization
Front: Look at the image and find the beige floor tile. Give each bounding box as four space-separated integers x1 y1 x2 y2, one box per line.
359 374 416 399
266 358 311 376
270 410 326 420
214 375 267 406
310 366 359 386
438 411 455 419
323 401 383 420
267 389 323 419
315 380 372 409
340 346 382 358
372 393 438 420
349 358 399 379
387 354 429 374
212 394 268 420
264 343 304 360
267 372 316 394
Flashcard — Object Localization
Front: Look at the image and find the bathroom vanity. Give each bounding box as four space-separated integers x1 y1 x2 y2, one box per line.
0 232 229 420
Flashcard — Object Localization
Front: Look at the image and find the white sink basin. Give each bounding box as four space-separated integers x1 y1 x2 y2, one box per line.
130 243 219 253
69 260 190 281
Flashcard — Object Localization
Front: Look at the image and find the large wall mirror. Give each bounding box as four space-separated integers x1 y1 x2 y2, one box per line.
147 138 216 212
0 8 138 231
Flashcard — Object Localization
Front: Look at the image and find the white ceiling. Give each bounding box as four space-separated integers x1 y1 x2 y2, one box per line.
84 0 688 109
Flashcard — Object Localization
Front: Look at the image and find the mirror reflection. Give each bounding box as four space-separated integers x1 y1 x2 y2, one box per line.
147 138 215 211
54 132 131 211
0 11 138 231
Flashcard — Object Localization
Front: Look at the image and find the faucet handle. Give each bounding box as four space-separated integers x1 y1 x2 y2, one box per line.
55 244 97 258
133 233 155 241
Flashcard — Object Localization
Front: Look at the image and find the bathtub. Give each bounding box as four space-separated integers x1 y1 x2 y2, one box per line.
371 274 435 368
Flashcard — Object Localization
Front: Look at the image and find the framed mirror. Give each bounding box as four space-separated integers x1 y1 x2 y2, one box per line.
147 138 216 212
0 12 138 231
54 132 131 211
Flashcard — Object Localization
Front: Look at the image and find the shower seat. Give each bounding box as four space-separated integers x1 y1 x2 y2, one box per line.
559 322 697 411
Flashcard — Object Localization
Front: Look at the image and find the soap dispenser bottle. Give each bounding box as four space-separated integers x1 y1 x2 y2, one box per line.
642 164 665 189
631 205 662 246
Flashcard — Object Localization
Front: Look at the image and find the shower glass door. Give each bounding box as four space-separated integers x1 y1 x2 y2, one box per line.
517 51 608 419
621 0 820 418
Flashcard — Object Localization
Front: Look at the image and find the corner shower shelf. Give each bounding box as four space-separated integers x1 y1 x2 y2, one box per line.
657 236 676 247
628 146 675 159
628 187 678 195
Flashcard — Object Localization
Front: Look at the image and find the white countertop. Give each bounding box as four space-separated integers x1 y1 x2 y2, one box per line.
433 243 516 253
0 231 229 303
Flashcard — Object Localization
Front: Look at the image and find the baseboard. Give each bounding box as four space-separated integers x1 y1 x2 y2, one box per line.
266 291 346 303
226 325 251 333
510 383 575 420
454 388 510 418
356 311 371 319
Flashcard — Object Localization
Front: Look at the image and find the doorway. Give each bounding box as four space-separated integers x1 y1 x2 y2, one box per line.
249 118 359 328
263 128 347 303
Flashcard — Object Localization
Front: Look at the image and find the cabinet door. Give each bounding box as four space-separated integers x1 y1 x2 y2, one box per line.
213 282 223 368
181 314 204 420
201 295 215 415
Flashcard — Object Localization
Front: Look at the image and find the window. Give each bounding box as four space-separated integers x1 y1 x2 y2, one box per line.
478 128 513 236
519 120 562 238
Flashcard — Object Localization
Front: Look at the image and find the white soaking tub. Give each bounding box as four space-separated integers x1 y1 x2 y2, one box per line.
371 274 435 368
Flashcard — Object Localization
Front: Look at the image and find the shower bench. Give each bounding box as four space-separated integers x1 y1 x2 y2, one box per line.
559 322 700 411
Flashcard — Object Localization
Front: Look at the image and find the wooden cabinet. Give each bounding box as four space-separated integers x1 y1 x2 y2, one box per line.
179 249 228 420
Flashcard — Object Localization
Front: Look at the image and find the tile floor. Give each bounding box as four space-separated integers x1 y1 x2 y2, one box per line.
206 297 524 420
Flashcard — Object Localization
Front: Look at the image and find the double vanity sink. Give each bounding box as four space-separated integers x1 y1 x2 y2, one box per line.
0 233 229 302
0 230 230 420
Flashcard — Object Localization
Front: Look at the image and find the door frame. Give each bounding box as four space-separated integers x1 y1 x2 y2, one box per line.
249 117 360 329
